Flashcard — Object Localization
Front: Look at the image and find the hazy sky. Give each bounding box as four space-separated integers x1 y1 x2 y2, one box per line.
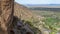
15 0 60 4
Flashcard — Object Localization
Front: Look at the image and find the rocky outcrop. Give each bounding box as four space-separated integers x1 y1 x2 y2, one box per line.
14 2 33 20
0 0 14 34
10 16 34 34
0 1 41 34
0 1 35 34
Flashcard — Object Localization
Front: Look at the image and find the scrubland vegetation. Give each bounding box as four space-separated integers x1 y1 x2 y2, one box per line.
30 10 60 34
17 8 60 34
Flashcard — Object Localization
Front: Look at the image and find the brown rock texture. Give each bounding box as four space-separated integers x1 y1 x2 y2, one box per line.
0 0 14 34
14 2 33 20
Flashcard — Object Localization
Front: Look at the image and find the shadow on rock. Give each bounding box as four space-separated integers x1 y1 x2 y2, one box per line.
0 16 42 34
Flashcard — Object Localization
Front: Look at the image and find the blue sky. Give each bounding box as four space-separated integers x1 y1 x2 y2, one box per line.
15 0 60 4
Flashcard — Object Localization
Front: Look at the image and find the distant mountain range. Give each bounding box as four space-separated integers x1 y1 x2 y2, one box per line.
23 4 60 11
24 4 60 8
25 4 60 6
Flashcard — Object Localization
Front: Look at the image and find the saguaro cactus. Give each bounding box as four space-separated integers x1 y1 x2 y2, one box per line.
0 0 14 34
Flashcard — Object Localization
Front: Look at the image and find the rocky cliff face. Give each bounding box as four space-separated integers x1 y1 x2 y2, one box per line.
0 2 41 34
0 0 14 34
13 2 35 34
14 2 33 20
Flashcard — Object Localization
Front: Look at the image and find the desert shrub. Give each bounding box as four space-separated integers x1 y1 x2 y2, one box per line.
42 17 60 34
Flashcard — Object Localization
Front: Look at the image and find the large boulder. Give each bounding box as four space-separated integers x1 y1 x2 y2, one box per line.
0 0 14 34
